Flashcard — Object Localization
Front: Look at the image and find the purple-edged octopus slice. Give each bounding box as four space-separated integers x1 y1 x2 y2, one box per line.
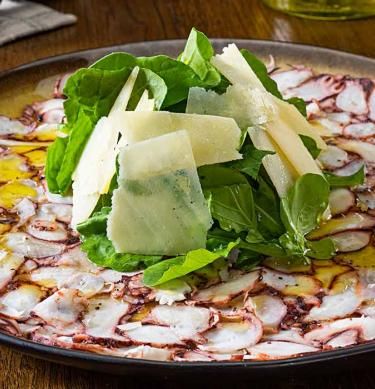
282 75 344 102
329 188 355 215
31 288 86 335
305 288 361 321
330 231 372 252
118 322 184 347
145 305 217 341
246 295 287 331
261 269 321 296
82 296 129 339
246 341 318 359
336 81 368 115
318 146 349 170
0 284 44 320
4 232 66 258
343 122 375 139
270 67 313 94
308 213 375 239
192 271 260 305
198 315 263 354
0 252 24 291
304 317 375 346
325 329 358 348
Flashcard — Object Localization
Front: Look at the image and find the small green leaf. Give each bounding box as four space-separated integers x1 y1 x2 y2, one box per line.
306 238 336 260
126 68 167 110
208 183 257 234
281 174 330 236
324 165 365 187
76 207 111 236
300 135 321 159
229 144 274 180
198 165 248 190
45 137 68 194
179 27 221 85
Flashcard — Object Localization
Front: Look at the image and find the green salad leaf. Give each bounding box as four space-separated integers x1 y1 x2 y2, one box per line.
254 176 284 238
81 234 163 272
281 173 330 236
199 165 248 189
126 68 167 110
279 173 335 260
93 51 219 108
228 144 274 180
324 164 365 187
56 112 93 193
179 27 221 85
207 183 259 235
300 135 321 159
45 137 68 194
143 241 238 286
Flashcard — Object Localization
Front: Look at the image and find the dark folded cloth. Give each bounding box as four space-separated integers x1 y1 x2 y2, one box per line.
0 0 77 46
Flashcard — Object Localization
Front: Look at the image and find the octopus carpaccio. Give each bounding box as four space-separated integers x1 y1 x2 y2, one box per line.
0 62 374 363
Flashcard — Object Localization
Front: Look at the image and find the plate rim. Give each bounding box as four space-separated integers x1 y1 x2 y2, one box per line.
1 38 374 77
0 38 374 371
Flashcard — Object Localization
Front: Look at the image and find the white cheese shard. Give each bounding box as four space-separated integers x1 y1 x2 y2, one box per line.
135 90 155 112
107 130 212 255
109 67 140 115
109 111 242 166
211 43 265 89
72 117 120 227
265 119 323 177
71 67 154 227
186 85 275 129
248 127 296 197
211 43 326 149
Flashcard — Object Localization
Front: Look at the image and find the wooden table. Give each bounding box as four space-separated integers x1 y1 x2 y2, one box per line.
1 1 374 387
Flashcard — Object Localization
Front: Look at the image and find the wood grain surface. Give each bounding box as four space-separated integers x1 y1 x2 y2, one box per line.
0 1 374 388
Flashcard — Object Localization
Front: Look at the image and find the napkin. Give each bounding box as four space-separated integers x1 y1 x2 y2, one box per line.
0 0 77 46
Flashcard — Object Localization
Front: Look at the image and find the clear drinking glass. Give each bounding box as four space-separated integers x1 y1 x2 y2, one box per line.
262 0 375 20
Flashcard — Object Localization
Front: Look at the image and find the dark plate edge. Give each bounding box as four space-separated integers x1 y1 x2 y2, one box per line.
0 330 374 370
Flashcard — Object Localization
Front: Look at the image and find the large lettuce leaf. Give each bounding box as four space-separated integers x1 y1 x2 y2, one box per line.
143 241 238 286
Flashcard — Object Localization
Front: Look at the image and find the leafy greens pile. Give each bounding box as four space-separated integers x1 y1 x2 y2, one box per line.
46 28 364 288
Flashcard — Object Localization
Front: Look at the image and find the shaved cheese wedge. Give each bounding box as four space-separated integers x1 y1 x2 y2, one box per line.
107 130 212 255
248 127 296 197
107 131 211 255
211 43 264 89
110 111 242 167
186 85 275 129
109 67 140 115
265 119 322 177
135 90 155 112
274 98 326 149
71 67 151 227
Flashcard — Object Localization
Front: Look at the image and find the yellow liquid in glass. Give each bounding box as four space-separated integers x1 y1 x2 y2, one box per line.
262 0 375 19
